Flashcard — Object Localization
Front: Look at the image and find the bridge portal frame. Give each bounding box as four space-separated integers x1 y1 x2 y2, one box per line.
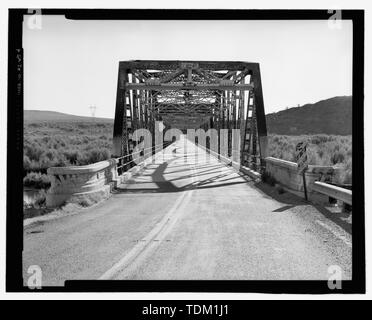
113 60 268 172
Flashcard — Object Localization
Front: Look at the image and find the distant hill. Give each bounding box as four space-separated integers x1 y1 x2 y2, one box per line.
266 96 352 135
25 96 352 135
24 110 113 123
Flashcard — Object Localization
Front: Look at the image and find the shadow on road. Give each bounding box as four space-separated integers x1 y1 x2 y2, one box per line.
313 204 352 234
114 157 254 194
254 180 352 235
114 156 352 235
254 181 307 205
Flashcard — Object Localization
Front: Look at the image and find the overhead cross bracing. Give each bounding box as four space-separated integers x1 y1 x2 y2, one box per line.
113 60 268 171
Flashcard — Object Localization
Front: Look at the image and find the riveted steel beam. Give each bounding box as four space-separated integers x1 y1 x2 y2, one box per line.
114 60 267 174
125 83 253 91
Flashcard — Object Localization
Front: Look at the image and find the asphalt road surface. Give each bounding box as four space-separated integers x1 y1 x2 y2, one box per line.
23 137 352 286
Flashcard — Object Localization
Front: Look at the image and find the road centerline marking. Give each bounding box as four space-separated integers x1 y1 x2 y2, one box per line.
99 146 197 280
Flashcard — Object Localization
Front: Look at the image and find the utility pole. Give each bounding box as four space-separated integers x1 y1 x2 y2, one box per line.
89 105 97 122
89 105 97 137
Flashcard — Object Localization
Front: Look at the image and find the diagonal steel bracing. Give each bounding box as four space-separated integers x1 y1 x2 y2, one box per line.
113 60 268 173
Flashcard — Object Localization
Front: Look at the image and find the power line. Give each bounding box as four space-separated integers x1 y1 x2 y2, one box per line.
89 105 97 121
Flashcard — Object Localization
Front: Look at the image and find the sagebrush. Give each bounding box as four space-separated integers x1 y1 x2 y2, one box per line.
268 134 351 184
24 121 112 175
23 121 352 186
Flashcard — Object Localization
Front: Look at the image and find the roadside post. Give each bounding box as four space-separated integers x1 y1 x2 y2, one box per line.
295 142 309 200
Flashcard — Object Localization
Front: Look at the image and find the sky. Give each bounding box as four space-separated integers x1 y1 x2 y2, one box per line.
23 16 353 118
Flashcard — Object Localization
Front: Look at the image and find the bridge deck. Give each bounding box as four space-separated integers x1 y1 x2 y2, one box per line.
23 138 351 285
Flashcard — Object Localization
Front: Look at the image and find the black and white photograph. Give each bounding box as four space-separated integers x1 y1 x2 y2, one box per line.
3 2 369 302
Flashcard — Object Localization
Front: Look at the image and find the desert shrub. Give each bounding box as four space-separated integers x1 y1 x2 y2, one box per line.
23 172 51 189
28 123 43 128
77 198 95 207
45 150 57 161
34 189 47 208
23 120 113 175
63 127 75 132
77 123 90 129
63 150 81 164
335 157 352 184
23 200 32 209
331 151 345 164
41 136 50 143
268 134 352 184
77 149 111 164
310 135 332 145
24 144 44 161
23 155 32 171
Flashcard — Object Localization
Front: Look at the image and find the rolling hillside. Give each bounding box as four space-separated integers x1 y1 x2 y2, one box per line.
24 110 113 123
25 96 352 135
23 99 352 185
266 96 352 135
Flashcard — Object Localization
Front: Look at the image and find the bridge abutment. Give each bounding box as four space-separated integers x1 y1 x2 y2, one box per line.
46 159 119 208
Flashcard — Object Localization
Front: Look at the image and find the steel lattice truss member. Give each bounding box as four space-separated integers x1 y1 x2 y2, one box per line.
113 60 268 170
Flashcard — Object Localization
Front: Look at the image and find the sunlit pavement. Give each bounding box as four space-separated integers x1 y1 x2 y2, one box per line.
23 137 351 286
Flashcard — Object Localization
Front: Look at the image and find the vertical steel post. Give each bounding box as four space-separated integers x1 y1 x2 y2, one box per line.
132 75 138 132
113 66 128 158
250 64 268 168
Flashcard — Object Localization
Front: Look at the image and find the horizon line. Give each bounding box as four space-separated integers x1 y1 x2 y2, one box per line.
24 94 351 120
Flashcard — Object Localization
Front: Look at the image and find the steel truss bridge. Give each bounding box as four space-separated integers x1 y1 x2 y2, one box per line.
113 60 268 172
23 61 353 284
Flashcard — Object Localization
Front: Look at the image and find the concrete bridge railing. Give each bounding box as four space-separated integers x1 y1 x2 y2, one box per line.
46 159 119 207
264 157 350 203
46 142 175 208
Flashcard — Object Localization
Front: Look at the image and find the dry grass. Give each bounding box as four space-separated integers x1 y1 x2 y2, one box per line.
268 134 352 184
24 121 112 175
24 122 352 186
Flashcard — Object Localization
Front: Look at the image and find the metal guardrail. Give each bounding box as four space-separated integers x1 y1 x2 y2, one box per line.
312 181 352 205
